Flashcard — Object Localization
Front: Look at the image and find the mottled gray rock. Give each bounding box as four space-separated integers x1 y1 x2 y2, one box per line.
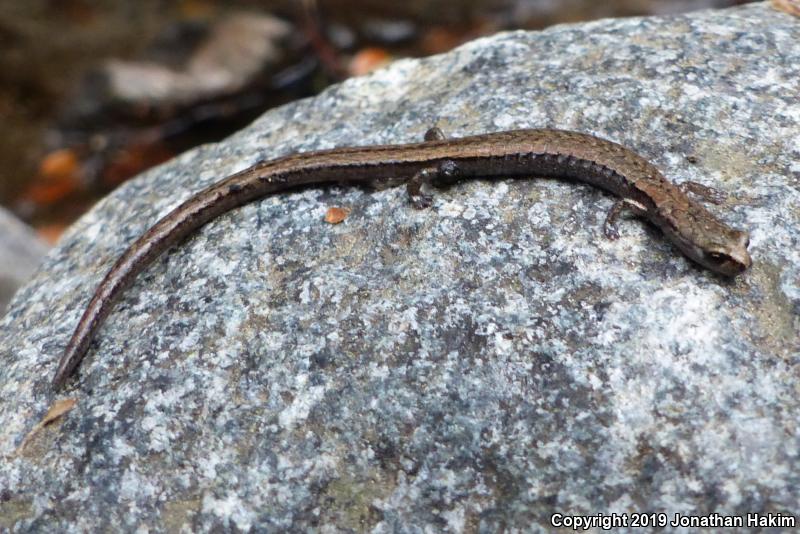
1 2 799 532
0 207 48 317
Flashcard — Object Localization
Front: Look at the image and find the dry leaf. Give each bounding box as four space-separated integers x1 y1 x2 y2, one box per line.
772 0 800 16
22 149 82 206
16 398 77 454
39 148 79 179
349 47 392 77
40 399 78 425
324 207 350 224
36 223 68 245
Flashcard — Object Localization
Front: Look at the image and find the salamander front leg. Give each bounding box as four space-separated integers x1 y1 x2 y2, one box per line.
407 161 461 209
407 126 460 209
678 181 726 204
407 167 439 209
603 198 647 240
603 200 625 240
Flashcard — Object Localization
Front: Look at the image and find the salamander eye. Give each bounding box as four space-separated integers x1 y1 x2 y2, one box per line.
708 252 724 260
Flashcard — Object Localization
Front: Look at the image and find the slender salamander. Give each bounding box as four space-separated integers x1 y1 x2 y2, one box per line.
52 127 751 389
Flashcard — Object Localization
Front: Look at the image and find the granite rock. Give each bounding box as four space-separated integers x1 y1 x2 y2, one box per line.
1 2 799 532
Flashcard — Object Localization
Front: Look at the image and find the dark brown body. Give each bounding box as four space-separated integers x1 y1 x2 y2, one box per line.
52 128 751 389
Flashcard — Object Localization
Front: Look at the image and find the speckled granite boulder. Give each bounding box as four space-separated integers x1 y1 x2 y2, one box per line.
0 208 47 317
2 2 799 531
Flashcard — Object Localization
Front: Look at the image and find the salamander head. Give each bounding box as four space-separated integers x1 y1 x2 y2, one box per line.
693 227 751 276
662 206 751 277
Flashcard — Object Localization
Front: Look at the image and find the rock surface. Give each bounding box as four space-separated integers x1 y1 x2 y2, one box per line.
1 2 798 531
0 207 48 317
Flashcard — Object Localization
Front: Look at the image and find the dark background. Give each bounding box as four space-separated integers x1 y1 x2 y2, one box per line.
0 0 754 242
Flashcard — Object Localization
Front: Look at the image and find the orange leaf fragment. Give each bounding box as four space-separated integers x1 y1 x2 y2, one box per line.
420 27 466 55
36 223 67 245
40 148 79 179
103 142 174 187
22 148 82 206
349 47 392 77
324 207 350 224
